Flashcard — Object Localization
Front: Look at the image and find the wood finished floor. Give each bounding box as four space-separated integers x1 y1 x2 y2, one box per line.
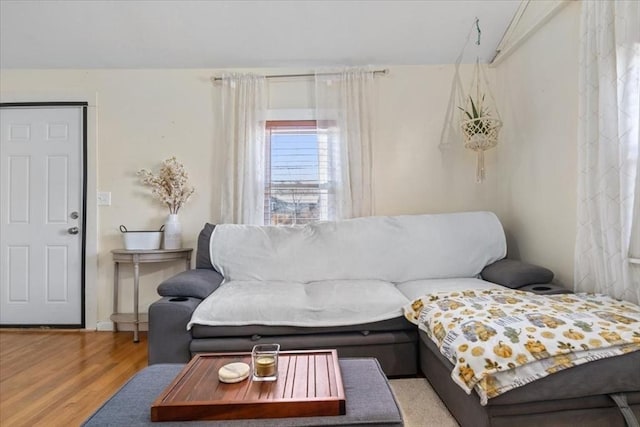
0 330 148 427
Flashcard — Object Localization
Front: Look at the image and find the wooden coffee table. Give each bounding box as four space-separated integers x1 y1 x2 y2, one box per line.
151 350 346 422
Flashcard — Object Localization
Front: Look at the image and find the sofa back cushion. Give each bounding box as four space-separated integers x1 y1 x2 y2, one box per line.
210 211 506 283
196 223 216 269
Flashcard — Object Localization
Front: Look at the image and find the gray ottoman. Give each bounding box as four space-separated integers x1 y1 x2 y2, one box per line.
83 358 404 427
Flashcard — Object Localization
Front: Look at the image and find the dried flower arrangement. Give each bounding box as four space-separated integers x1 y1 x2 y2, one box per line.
138 157 195 214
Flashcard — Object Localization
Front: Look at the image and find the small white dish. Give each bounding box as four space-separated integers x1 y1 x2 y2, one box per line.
218 362 250 383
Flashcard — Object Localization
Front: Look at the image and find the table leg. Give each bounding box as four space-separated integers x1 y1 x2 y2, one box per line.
113 262 119 332
133 254 140 343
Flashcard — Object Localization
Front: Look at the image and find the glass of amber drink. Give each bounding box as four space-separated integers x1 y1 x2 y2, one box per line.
251 344 279 381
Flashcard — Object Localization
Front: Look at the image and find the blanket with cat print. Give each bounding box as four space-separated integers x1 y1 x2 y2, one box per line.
403 289 640 405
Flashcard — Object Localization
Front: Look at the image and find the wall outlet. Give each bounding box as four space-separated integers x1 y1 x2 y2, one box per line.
97 192 111 206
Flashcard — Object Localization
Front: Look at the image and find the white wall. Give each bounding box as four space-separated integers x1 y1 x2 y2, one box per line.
494 1 580 287
375 66 502 215
0 0 583 326
1 65 503 328
2 69 220 328
1 0 584 325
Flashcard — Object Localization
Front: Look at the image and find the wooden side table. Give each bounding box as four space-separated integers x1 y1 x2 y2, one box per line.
111 248 193 342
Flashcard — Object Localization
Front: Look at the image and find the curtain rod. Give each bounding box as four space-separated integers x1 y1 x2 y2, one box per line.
211 68 389 82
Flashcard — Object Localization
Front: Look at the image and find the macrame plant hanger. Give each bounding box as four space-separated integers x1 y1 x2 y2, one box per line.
440 18 503 183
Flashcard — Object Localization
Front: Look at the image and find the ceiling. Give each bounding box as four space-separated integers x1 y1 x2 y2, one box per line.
0 0 521 69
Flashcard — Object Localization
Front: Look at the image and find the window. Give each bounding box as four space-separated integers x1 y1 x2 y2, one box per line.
264 120 328 225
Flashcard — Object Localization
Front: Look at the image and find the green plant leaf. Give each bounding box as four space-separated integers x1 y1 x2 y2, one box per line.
470 97 480 119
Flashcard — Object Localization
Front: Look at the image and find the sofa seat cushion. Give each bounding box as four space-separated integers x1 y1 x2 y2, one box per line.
191 316 414 338
397 277 502 301
187 279 410 329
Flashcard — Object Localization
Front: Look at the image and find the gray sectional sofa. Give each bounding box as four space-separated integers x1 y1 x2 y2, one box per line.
149 212 517 376
147 212 639 426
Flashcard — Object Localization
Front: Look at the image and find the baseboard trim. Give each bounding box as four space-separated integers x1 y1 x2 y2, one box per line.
96 321 114 331
97 320 149 332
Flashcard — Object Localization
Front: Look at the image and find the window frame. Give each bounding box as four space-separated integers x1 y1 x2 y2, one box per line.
264 120 323 226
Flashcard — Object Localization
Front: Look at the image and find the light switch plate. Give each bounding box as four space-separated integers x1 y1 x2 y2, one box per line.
97 192 111 206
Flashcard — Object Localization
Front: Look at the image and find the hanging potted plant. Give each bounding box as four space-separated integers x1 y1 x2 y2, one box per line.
459 94 501 151
439 18 503 183
138 157 195 249
458 92 502 183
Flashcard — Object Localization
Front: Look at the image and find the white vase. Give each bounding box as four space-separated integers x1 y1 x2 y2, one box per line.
163 214 182 249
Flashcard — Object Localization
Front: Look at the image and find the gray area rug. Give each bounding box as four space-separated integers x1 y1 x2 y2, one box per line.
388 378 459 427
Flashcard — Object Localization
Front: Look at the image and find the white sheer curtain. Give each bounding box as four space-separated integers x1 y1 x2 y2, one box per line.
315 68 375 220
219 73 267 224
575 0 640 304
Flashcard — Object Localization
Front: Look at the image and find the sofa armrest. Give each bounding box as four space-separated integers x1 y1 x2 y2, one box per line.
148 296 200 364
157 268 223 299
481 259 554 289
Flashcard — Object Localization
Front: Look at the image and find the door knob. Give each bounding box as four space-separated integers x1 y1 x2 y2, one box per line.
70 211 79 219
68 227 79 235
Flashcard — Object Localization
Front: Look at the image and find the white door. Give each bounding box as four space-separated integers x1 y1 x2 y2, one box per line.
0 105 85 326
